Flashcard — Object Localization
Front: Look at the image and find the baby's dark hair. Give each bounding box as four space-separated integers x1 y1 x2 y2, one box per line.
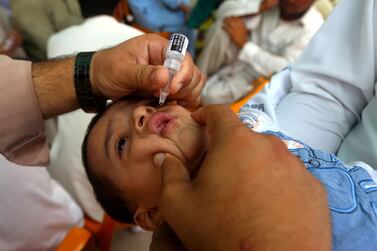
82 105 135 224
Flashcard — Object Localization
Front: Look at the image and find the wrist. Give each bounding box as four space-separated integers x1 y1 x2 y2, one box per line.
32 57 78 118
74 51 106 113
237 39 247 49
89 50 101 96
239 41 258 63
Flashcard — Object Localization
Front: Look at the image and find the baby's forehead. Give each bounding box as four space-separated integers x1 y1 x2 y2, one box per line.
90 98 154 138
99 99 144 122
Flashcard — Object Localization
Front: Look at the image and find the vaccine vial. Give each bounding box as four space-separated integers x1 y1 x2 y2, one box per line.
159 33 189 105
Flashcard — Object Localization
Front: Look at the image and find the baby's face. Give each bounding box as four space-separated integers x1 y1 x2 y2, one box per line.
87 100 208 217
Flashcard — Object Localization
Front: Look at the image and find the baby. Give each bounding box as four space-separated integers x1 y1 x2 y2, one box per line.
82 99 209 230
82 99 377 250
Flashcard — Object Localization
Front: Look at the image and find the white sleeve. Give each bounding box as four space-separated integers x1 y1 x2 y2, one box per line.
238 37 308 76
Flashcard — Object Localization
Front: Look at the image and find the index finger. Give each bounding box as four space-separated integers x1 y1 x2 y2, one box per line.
191 105 247 144
169 53 195 94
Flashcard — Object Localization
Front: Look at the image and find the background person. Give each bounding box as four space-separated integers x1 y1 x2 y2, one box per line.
9 0 83 61
196 0 266 76
201 0 324 105
128 0 191 34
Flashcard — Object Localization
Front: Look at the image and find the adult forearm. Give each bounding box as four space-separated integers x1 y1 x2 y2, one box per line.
32 57 78 119
31 34 205 118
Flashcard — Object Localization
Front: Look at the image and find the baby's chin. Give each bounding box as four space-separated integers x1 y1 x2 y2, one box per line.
173 117 210 177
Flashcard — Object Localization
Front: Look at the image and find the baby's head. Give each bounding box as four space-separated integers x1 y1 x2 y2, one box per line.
82 99 209 230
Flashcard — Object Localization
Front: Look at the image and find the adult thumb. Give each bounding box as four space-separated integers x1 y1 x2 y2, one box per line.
154 153 191 189
154 153 192 215
130 64 168 92
154 154 196 245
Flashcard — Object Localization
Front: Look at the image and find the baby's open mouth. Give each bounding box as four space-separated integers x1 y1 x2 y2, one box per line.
148 112 177 135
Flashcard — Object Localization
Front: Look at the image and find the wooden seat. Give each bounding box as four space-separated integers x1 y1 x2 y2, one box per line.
57 214 132 251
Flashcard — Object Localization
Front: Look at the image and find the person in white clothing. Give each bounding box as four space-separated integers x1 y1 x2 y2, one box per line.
201 0 323 105
197 0 266 77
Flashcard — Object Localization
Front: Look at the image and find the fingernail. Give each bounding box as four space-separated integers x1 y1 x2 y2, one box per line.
154 153 166 168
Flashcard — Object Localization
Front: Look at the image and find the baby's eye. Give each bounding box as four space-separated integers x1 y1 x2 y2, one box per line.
117 137 127 156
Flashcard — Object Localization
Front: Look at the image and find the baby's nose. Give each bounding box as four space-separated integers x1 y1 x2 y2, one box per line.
134 106 155 131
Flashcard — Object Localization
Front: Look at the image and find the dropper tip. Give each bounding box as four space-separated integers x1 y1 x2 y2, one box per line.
159 93 168 105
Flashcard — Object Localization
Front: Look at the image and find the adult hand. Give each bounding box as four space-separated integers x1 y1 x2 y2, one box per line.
179 4 191 16
223 17 248 49
154 105 331 251
33 33 205 118
91 33 205 107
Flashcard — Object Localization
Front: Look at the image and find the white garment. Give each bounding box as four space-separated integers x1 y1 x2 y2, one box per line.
239 6 323 76
244 0 377 168
0 155 83 251
47 15 143 222
202 6 324 104
197 0 262 76
48 15 143 57
201 59 259 104
216 0 262 19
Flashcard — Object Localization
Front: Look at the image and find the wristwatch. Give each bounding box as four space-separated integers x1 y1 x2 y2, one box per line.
74 51 106 113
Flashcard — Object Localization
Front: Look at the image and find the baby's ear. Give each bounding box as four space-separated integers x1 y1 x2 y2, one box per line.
134 206 163 231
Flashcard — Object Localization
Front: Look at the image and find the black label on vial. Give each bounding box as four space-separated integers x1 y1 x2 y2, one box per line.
170 34 185 53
